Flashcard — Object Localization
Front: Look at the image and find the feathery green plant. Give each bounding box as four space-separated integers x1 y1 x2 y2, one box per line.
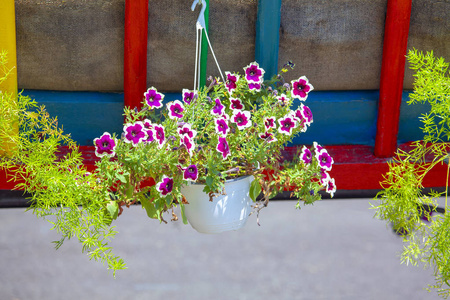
0 52 126 276
373 49 450 297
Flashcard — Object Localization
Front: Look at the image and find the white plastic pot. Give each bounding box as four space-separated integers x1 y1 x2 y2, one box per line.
181 175 254 234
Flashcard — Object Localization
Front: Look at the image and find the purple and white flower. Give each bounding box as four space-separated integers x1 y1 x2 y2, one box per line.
181 135 195 156
313 141 324 153
300 103 313 126
291 76 314 101
225 72 239 93
231 110 252 130
244 62 265 83
167 100 185 119
183 164 198 181
143 119 153 130
291 110 308 132
320 169 331 187
315 149 334 172
153 124 165 148
94 132 116 158
215 117 230 136
264 117 276 130
156 175 174 196
248 82 261 92
123 122 147 146
211 98 225 116
277 115 297 135
216 136 231 160
326 178 336 198
259 132 277 143
277 94 289 105
144 87 164 109
229 98 244 111
300 145 312 164
182 89 196 105
143 119 155 143
178 123 197 139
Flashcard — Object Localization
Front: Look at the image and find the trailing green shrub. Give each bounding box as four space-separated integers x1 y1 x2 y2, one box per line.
374 49 450 297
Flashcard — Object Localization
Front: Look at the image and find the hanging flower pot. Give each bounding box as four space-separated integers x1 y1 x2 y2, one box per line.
0 0 337 273
181 175 254 234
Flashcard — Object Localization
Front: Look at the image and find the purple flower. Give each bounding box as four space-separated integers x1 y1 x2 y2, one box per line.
277 94 289 105
320 169 331 187
259 132 277 143
315 149 334 171
183 164 198 181
277 115 297 135
153 124 165 148
178 123 197 139
123 122 147 146
231 110 252 130
167 100 185 119
248 82 262 91
144 128 155 144
216 136 231 160
211 98 225 116
291 76 313 101
182 89 196 105
181 135 195 156
292 110 307 132
264 117 276 130
229 98 244 111
143 119 153 130
225 72 239 93
326 178 336 197
144 87 164 109
300 145 312 164
300 104 313 126
215 117 230 136
244 62 265 83
94 132 116 158
314 142 324 153
156 175 174 196
143 119 155 143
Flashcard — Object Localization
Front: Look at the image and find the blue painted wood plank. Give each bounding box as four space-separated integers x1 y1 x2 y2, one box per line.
21 90 428 147
255 0 282 79
22 90 124 146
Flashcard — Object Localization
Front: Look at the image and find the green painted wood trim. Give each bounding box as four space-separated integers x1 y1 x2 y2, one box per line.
199 0 209 87
255 0 282 79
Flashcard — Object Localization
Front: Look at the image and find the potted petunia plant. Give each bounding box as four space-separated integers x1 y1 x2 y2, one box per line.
1 54 336 274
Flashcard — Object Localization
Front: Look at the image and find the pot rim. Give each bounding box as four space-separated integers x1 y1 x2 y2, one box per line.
182 174 254 187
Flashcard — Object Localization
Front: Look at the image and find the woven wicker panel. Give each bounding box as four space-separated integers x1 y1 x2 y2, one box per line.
13 0 449 92
147 0 257 92
404 0 450 89
278 0 387 90
16 0 124 91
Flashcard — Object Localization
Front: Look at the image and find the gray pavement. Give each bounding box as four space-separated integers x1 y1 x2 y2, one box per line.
0 198 443 300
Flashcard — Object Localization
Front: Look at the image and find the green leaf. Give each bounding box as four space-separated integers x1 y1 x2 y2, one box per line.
180 203 188 225
249 179 261 202
106 201 119 220
141 198 158 219
116 173 127 183
165 194 172 205
206 176 213 188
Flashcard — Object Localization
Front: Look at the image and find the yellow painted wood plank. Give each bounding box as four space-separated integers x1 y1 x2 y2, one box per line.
0 0 18 157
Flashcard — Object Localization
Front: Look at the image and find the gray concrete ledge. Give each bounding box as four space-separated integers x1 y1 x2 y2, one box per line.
0 199 443 300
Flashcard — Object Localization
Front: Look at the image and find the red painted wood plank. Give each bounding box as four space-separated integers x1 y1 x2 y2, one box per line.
1 145 447 192
124 0 149 109
375 0 412 157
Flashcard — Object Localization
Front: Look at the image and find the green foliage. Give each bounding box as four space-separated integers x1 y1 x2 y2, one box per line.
373 49 450 297
0 53 126 276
